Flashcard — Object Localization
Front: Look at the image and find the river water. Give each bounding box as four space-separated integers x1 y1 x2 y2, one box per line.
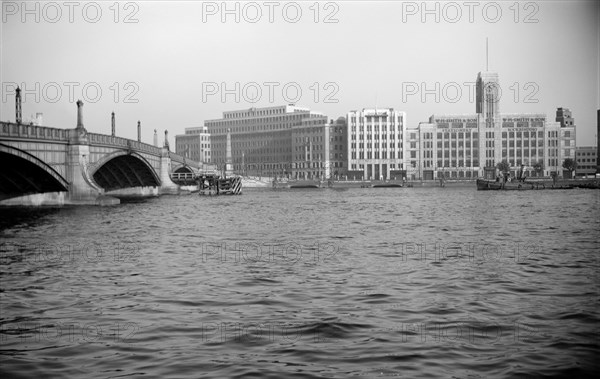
1 187 598 378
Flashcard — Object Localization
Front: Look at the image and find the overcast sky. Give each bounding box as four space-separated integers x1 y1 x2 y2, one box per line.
1 1 598 146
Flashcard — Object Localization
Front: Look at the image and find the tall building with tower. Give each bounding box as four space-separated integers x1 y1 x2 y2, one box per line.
414 70 576 180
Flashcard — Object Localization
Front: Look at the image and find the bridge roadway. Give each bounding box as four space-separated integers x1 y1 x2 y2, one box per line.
0 104 215 206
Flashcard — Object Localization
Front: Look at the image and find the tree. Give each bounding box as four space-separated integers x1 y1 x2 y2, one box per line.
533 161 544 177
496 160 510 173
562 158 577 174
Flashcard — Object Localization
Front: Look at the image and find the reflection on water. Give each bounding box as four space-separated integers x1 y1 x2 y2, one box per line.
1 188 599 378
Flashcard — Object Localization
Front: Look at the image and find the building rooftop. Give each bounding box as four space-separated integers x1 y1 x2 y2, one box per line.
205 105 322 122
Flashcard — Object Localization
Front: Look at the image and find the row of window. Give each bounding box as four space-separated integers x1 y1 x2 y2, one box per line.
350 124 402 132
351 152 403 159
348 115 403 123
350 163 403 170
351 142 403 149
294 136 324 143
351 134 402 141
222 109 303 119
294 145 324 152
435 160 480 168
501 149 552 157
208 122 303 134
437 150 479 158
434 132 479 140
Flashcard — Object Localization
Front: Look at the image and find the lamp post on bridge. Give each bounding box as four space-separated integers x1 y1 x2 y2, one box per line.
164 130 170 150
111 112 115 136
15 87 22 124
75 100 86 132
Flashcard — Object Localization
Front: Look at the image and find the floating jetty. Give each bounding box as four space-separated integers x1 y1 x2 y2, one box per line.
195 175 242 195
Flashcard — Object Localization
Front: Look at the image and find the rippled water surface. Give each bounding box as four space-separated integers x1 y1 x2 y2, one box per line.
1 187 599 378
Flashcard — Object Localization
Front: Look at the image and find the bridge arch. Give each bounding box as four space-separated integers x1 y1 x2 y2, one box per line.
173 165 194 174
91 150 161 191
0 143 69 200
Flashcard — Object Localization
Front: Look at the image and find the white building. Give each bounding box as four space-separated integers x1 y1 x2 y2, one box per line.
346 108 407 180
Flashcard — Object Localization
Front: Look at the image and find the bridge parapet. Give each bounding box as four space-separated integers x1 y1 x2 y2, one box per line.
87 133 162 156
1 121 68 142
169 151 202 170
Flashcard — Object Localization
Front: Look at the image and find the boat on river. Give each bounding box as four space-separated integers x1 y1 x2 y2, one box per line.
372 183 403 188
272 178 323 189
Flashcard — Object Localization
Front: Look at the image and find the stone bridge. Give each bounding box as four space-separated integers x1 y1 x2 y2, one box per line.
0 101 212 205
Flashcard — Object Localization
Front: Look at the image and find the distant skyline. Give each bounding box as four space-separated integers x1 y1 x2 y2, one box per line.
1 1 598 146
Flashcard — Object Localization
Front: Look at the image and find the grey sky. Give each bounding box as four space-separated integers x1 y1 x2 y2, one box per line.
1 1 598 146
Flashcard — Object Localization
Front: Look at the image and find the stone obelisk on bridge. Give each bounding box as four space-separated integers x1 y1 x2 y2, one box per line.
225 128 233 177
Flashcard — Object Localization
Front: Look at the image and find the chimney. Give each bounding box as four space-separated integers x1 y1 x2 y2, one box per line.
36 112 43 126
15 87 22 124
137 120 141 142
111 112 115 136
76 100 85 130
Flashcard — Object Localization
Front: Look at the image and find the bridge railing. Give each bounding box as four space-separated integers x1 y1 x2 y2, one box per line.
87 133 163 156
170 172 196 181
0 122 69 141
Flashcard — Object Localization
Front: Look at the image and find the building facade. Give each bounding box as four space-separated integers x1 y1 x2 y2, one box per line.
414 71 576 179
291 115 329 180
175 126 211 163
328 117 348 179
575 146 597 177
290 116 348 180
346 108 407 180
205 105 330 178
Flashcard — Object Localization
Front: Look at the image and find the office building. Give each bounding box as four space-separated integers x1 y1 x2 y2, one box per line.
205 105 329 178
575 146 597 177
346 108 407 180
175 126 211 163
290 116 348 180
414 71 576 179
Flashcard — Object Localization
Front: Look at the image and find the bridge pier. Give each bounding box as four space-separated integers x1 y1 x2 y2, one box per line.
63 101 119 205
66 141 119 205
159 147 179 195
